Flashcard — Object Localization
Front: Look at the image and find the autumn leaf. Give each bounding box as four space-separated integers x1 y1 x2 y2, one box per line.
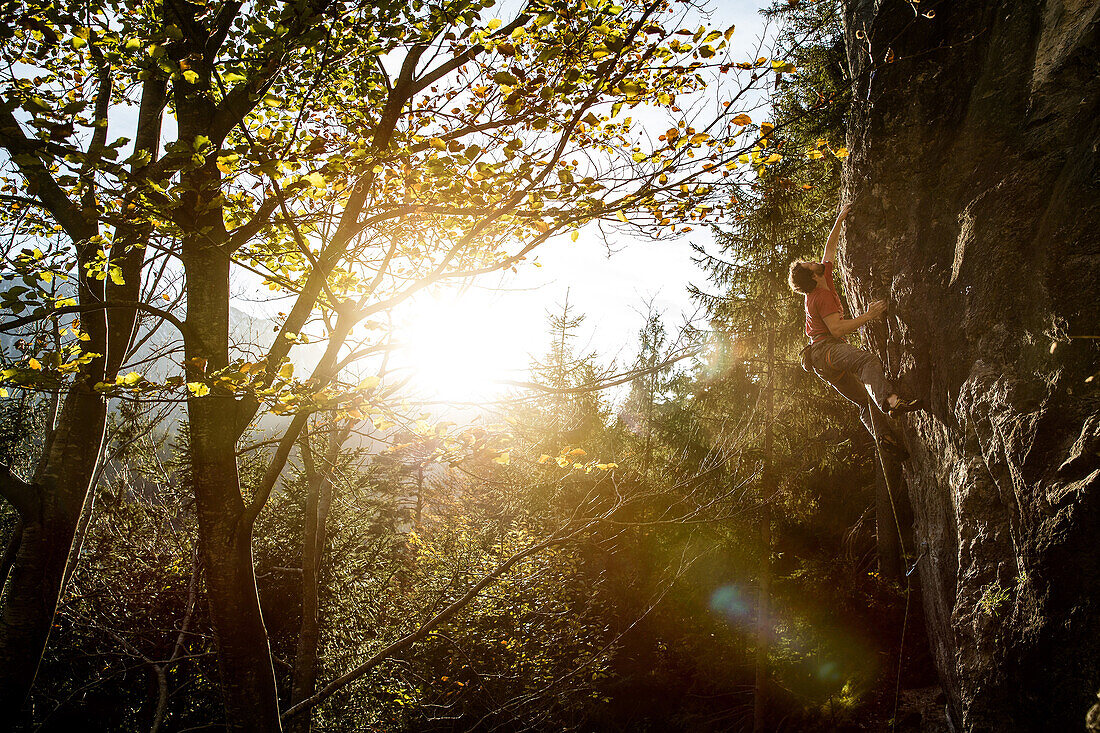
117 371 143 386
731 114 752 125
187 382 210 397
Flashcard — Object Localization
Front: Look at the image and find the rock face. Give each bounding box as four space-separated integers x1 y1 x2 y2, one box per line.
840 0 1100 729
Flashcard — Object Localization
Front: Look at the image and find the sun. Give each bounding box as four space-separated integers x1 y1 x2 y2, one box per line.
394 290 532 402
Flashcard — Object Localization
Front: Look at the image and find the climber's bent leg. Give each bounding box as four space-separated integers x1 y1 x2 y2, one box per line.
826 370 907 457
828 370 877 435
821 341 895 412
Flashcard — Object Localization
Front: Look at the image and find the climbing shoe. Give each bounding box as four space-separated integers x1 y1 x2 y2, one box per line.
887 397 925 418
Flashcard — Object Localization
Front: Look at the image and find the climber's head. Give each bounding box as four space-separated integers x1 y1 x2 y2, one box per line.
788 260 824 295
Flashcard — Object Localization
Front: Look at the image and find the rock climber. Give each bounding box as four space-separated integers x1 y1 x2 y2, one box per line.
788 203 923 456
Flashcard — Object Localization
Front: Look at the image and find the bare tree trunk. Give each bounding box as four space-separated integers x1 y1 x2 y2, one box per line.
0 520 22 591
0 65 161 714
184 239 282 732
0 386 107 713
289 422 346 733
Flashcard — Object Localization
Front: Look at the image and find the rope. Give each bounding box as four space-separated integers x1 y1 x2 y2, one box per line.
867 408 919 732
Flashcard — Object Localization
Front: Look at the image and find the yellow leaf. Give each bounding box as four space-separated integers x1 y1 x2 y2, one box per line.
117 371 142 386
570 448 587 457
28 358 41 371
570 230 579 242
807 149 825 160
492 452 510 465
0 388 7 397
487 18 502 30
538 454 553 464
731 114 751 126
615 210 628 223
358 375 380 391
305 171 326 188
279 361 295 379
690 133 709 144
187 382 210 397
162 293 171 301
834 147 850 159
429 137 447 151
555 456 570 467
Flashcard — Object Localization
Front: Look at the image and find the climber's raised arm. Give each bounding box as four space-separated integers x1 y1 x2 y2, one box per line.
821 202 852 264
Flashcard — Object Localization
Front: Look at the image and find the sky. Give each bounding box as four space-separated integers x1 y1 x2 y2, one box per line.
390 1 774 404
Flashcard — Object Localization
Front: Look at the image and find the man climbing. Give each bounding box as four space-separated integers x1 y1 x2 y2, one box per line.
789 203 923 454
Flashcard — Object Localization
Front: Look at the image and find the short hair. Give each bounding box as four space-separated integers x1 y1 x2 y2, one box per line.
788 261 816 295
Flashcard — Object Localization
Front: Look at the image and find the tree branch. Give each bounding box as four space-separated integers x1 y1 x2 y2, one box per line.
0 464 36 516
0 302 191 343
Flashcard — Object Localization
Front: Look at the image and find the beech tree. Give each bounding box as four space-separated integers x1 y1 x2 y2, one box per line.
0 0 791 727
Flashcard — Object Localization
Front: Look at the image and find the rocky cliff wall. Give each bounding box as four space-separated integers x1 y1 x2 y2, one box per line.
839 0 1100 729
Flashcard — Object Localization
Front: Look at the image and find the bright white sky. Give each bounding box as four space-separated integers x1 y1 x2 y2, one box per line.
392 1 773 404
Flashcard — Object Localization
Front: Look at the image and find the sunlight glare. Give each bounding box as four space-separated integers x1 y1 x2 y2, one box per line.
395 291 531 401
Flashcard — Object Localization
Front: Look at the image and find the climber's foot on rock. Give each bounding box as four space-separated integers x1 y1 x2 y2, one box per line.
886 395 925 418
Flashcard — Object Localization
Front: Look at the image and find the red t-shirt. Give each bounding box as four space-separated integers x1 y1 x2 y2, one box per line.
805 261 843 343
